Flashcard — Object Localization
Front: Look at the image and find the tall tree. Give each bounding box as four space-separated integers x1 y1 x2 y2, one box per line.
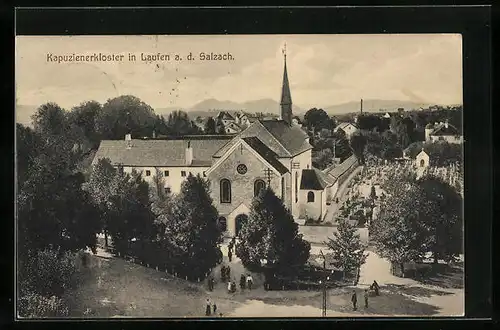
149 169 172 240
235 187 310 270
370 175 432 276
204 117 217 134
106 170 155 255
350 132 367 164
325 219 368 280
164 174 222 277
31 102 69 138
68 100 102 149
96 95 156 140
166 110 198 136
303 108 333 131
418 175 463 263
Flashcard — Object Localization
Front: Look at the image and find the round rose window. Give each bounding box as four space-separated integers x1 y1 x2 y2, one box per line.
237 164 247 174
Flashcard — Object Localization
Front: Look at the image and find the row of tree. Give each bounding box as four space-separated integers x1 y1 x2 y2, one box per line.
370 172 463 276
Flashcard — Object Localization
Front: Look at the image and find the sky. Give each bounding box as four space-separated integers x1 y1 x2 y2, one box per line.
16 34 462 110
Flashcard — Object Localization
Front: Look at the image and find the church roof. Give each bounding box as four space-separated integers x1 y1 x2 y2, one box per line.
430 122 460 136
94 138 228 167
300 167 333 190
213 120 312 158
217 111 235 120
336 122 357 130
259 120 312 156
280 59 292 106
323 154 358 181
242 137 288 175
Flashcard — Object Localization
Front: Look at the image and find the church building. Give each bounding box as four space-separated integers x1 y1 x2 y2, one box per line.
93 49 337 237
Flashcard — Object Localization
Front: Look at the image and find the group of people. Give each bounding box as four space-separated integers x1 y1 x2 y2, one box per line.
350 280 380 311
239 273 253 290
205 298 221 317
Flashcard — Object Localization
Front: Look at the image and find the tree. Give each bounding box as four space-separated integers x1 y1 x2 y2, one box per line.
31 103 69 138
106 170 155 255
312 148 333 170
96 95 156 140
303 108 333 131
350 133 367 164
82 158 120 247
166 110 199 136
390 116 410 148
68 100 102 149
17 122 100 257
204 117 216 134
325 219 368 280
370 175 433 277
163 174 222 278
235 187 310 270
149 169 172 240
418 175 463 263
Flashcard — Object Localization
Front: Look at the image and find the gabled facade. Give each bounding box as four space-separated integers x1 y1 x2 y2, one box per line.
334 122 358 139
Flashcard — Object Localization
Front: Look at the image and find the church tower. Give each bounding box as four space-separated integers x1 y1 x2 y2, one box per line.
280 44 293 125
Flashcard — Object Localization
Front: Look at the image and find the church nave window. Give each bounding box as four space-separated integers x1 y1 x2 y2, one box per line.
164 170 169 177
254 179 266 197
181 171 186 177
145 170 151 176
220 179 232 203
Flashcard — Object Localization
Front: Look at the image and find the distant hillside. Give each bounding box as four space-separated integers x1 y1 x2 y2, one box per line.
156 98 304 118
323 99 435 115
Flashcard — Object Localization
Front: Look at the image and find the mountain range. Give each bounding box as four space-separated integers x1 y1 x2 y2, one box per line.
16 98 456 126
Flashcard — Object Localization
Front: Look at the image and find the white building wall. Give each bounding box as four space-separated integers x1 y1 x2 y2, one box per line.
430 135 463 144
299 189 323 221
121 166 210 194
289 150 312 219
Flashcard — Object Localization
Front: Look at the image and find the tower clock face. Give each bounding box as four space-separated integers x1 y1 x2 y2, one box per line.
237 164 247 174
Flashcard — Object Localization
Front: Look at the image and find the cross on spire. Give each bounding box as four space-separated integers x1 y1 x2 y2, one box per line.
282 42 287 60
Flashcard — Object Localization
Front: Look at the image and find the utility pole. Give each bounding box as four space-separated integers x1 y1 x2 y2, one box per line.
263 168 274 187
320 250 327 317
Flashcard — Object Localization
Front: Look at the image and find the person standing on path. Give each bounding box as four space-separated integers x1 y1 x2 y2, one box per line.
240 274 246 290
364 289 369 308
228 250 233 262
212 301 217 315
371 280 380 296
247 274 253 290
351 290 357 311
205 298 211 316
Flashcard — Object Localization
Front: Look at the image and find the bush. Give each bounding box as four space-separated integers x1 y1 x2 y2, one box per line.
18 290 69 318
19 249 78 297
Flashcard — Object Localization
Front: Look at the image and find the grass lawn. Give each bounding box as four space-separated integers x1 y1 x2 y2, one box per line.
61 248 464 318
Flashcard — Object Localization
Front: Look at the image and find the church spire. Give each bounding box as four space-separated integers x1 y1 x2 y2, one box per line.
280 43 293 125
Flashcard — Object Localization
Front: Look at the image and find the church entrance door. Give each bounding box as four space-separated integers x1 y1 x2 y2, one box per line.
235 214 249 236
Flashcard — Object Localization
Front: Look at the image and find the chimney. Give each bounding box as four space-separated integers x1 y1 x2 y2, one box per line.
360 98 363 114
445 120 449 129
185 141 193 166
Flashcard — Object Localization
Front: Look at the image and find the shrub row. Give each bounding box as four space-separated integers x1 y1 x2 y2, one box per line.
115 240 222 282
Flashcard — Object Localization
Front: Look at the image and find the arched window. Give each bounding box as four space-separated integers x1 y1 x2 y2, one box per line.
420 159 425 167
307 191 315 203
254 179 266 197
218 217 227 232
220 179 231 203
